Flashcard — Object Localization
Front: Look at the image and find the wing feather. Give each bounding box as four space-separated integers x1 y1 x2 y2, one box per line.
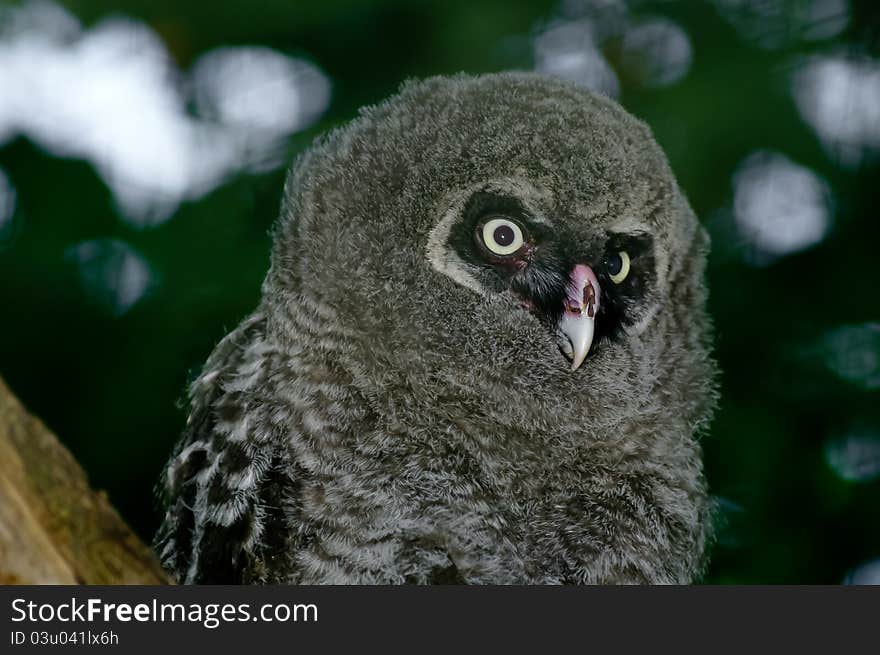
154 311 301 583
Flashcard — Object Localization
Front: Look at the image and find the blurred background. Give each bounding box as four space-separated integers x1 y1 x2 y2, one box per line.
0 0 878 584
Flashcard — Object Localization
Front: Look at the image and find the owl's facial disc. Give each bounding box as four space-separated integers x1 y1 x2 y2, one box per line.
434 189 658 371
557 264 601 371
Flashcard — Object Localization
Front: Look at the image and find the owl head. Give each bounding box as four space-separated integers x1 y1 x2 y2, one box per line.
264 73 714 439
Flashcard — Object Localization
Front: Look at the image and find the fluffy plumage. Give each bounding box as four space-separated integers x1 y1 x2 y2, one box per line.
154 72 717 584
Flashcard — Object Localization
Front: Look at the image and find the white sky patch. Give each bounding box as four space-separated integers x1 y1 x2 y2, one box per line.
533 20 620 98
732 151 832 261
0 0 331 227
620 18 692 88
65 239 153 316
792 55 880 168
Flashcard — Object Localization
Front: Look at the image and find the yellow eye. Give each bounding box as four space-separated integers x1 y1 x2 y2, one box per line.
481 218 524 256
607 251 630 284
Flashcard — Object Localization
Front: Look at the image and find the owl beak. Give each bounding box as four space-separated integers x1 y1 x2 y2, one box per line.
557 264 600 371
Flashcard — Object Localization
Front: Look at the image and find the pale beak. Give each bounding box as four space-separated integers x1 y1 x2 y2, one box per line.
557 264 600 371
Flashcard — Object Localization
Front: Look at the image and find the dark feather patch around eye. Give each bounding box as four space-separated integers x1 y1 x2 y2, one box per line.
447 191 548 290
462 191 530 223
594 232 655 341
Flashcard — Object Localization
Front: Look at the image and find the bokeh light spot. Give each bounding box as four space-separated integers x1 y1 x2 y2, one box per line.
65 239 154 317
533 20 620 98
822 323 880 390
824 431 880 483
793 55 880 168
713 0 849 49
843 558 880 585
192 47 330 137
0 167 17 247
732 151 832 262
0 1 331 227
620 18 692 88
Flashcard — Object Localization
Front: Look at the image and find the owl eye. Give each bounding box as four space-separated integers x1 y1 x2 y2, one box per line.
607 251 631 284
481 218 524 256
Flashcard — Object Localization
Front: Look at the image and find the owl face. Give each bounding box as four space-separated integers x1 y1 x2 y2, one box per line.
429 179 660 371
269 73 709 425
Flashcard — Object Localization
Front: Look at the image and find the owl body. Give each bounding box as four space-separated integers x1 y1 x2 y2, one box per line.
156 73 716 584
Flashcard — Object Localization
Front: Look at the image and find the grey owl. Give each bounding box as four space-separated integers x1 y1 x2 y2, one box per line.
155 73 716 584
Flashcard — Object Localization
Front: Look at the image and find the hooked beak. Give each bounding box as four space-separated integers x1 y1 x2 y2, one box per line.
556 264 600 371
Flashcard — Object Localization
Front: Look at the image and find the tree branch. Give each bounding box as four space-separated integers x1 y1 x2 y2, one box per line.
0 375 169 584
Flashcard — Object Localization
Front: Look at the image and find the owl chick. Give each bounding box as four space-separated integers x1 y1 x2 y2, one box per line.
155 73 716 584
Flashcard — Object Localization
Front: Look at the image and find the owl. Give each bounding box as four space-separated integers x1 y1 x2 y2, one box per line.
154 73 717 584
